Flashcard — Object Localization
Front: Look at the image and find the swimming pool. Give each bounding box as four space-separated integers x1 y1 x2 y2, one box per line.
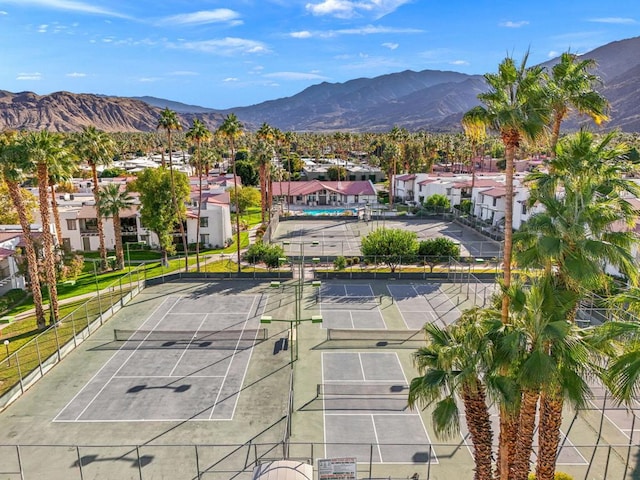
303 208 356 216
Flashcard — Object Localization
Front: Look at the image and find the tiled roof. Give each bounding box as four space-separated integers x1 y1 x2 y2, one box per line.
396 174 416 181
0 247 14 260
78 204 139 219
271 180 376 196
479 187 506 198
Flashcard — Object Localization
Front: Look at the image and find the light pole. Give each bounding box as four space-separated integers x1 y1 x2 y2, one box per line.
4 339 9 366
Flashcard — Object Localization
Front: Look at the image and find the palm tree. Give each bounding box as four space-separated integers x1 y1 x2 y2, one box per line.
217 113 244 273
514 131 640 480
96 184 134 270
47 145 77 245
546 51 609 156
472 52 551 480
71 126 115 270
157 108 189 270
186 119 213 272
408 308 497 480
255 123 275 225
21 131 68 324
0 132 47 328
461 106 488 216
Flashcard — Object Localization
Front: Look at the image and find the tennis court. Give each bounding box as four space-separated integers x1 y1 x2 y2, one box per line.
388 283 462 329
321 351 434 463
272 218 502 258
54 292 267 422
318 283 386 330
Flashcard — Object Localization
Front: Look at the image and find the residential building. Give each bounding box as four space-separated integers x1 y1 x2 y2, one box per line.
270 180 378 207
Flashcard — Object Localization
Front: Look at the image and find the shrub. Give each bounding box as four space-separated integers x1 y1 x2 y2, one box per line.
333 256 347 271
528 472 573 480
351 256 360 265
242 242 284 268
460 199 472 215
418 237 460 260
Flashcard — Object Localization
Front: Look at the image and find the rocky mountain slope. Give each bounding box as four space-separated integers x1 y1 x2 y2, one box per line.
1 36 639 133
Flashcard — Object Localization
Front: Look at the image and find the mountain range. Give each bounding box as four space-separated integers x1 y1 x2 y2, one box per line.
1 36 639 133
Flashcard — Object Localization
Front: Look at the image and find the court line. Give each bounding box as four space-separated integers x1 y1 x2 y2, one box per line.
53 296 180 423
370 414 384 462
211 294 263 420
168 314 210 377
113 375 226 379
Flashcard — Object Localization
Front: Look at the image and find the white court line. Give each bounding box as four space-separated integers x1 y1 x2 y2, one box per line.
357 353 367 381
349 311 355 329
210 294 261 420
370 414 384 462
113 375 226 379
168 314 210 377
53 296 180 422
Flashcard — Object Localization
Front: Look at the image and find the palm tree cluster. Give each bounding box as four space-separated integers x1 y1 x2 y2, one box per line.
410 51 640 480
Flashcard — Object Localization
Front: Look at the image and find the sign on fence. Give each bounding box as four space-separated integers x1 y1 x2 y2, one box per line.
318 457 357 479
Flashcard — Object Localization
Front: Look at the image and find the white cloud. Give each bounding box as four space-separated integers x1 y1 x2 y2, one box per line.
169 71 198 76
306 0 410 20
263 71 329 81
300 25 422 38
224 77 238 82
138 77 160 83
499 20 529 28
37 24 48 32
66 72 86 77
0 10 7 14
547 50 559 58
174 37 270 55
382 42 398 50
290 30 312 38
158 9 242 26
449 60 469 66
16 72 42 80
588 17 637 24
0 0 129 18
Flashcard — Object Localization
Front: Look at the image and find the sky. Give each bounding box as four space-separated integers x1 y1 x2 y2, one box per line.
0 0 638 110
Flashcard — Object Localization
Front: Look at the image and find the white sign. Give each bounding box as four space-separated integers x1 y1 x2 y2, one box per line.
318 457 357 479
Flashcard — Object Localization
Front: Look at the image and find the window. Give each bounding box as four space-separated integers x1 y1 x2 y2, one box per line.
492 198 497 207
200 217 209 228
200 234 210 245
354 195 359 203
66 219 77 230
521 203 527 215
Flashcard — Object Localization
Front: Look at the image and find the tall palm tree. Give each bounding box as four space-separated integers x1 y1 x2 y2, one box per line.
514 131 640 480
47 144 77 245
217 113 244 273
0 132 47 328
186 119 212 272
71 126 115 270
157 108 189 270
472 52 551 479
96 184 134 270
461 106 488 215
256 123 275 225
21 131 68 324
408 308 498 480
546 51 609 156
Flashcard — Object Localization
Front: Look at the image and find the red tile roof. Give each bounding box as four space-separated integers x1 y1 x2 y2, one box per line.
0 247 14 260
271 180 375 196
479 187 506 198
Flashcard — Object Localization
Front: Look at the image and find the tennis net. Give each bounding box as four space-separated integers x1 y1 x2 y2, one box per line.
326 329 422 342
113 328 268 343
317 294 382 310
317 383 409 397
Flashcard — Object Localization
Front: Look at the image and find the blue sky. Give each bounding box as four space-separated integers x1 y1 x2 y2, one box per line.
0 0 638 109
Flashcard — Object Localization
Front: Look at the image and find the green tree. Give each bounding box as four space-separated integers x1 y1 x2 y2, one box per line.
97 184 135 270
424 193 451 212
0 180 37 225
186 118 213 272
417 237 460 260
235 159 259 187
217 113 244 273
409 308 497 480
0 132 46 328
360 228 418 272
21 130 68 324
71 126 116 270
131 168 190 267
227 186 260 214
157 108 189 270
472 52 551 479
546 52 609 156
327 165 347 181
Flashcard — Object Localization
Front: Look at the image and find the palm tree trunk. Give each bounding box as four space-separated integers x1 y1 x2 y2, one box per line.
7 180 46 328
37 162 59 324
232 145 241 274
496 407 518 480
113 214 125 270
549 112 564 160
512 389 539 480
500 138 517 323
50 184 63 245
536 391 563 480
167 130 189 271
462 381 494 480
196 141 203 272
91 164 108 270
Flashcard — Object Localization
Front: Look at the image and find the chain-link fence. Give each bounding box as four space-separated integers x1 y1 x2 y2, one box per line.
0 266 147 410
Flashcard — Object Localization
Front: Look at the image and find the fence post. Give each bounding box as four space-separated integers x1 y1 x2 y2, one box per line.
35 337 43 376
194 445 201 480
136 446 143 480
53 323 61 362
369 444 373 479
15 353 24 394
76 446 85 480
16 445 24 480
71 314 78 348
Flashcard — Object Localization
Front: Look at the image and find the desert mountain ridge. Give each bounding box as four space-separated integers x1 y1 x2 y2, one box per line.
1 35 639 133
